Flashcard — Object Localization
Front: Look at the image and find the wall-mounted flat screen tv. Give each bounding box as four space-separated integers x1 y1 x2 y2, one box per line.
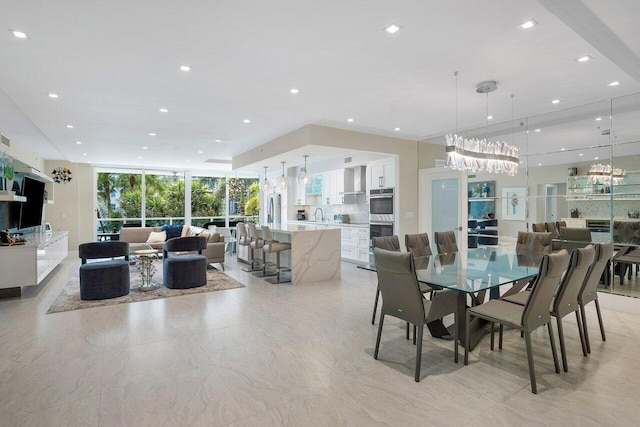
20 177 46 230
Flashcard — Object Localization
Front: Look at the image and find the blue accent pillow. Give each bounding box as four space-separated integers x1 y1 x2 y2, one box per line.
161 225 183 240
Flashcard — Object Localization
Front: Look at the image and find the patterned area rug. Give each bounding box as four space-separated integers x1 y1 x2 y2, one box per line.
47 267 245 314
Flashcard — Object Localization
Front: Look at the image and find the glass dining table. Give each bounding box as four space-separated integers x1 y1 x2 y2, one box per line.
415 248 544 363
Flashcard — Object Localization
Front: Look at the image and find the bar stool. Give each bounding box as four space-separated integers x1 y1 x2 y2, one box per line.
254 225 280 278
242 223 264 272
261 226 291 284
236 222 250 264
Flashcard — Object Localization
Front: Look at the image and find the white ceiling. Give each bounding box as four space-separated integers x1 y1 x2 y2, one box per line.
0 0 639 172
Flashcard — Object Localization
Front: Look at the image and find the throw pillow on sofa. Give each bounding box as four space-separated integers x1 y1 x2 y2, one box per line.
161 224 183 239
146 231 166 243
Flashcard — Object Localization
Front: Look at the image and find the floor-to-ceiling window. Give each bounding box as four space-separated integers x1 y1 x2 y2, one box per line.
96 169 259 232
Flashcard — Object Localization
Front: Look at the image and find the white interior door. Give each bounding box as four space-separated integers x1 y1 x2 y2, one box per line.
545 184 558 223
419 168 468 251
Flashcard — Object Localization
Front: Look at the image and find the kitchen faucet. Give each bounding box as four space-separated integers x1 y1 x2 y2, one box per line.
313 207 324 222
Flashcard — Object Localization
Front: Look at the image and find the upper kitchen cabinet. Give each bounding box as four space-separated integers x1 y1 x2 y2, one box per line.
367 158 396 190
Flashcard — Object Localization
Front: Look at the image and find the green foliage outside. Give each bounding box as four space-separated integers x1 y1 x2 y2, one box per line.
97 172 258 231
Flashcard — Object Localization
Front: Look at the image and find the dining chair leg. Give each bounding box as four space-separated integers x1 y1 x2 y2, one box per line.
580 305 592 354
374 314 385 359
575 309 588 357
371 287 380 325
406 322 409 340
490 322 495 351
547 322 560 374
595 298 606 342
499 324 504 350
413 325 417 345
415 325 424 382
464 310 470 365
556 317 568 372
524 331 537 394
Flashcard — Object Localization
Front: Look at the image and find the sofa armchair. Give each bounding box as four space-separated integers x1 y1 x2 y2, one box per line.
119 225 225 270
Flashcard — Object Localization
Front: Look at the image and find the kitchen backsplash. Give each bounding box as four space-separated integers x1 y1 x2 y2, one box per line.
568 200 640 218
301 199 369 223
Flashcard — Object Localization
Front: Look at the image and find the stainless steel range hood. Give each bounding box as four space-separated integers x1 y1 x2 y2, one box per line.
339 166 366 197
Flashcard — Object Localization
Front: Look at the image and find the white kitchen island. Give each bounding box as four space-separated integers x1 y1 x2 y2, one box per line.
267 224 341 285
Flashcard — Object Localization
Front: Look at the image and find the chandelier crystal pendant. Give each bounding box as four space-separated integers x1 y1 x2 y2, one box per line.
278 161 289 191
587 164 625 185
297 155 309 184
261 166 272 192
445 79 520 176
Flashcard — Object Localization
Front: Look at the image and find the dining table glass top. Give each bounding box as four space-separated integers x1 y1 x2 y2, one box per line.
415 248 544 294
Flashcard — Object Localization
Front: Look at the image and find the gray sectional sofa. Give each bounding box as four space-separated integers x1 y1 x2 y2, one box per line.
119 225 226 270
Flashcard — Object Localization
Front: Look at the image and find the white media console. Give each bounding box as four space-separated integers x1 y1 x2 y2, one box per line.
0 231 68 295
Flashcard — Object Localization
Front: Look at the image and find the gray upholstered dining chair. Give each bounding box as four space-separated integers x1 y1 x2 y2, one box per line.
579 242 613 353
465 250 570 394
504 245 595 372
532 223 546 233
373 248 457 382
371 235 401 325
559 227 592 252
516 231 553 254
405 233 433 257
434 231 458 254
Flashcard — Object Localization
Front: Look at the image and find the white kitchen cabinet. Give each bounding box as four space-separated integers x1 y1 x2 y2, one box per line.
333 170 345 205
295 180 306 205
368 159 396 189
322 172 333 205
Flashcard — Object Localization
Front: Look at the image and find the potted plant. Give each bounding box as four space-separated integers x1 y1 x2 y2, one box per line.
2 159 14 194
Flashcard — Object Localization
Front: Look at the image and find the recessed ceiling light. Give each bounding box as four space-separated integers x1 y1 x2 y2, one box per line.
579 153 584 156
561 148 566 151
243 119 251 123
142 146 148 150
10 29 28 39
289 88 300 94
538 163 542 166
384 24 402 34
215 139 222 143
576 55 592 62
394 127 401 131
87 161 92 164
518 19 538 30
534 128 541 132
159 108 168 113
148 132 156 136
66 124 74 129
186 159 190 162
48 93 59 99
82 153 87 156
347 118 354 123
138 156 142 159
607 81 620 86
595 157 599 160
197 150 203 154
551 99 561 104
595 117 602 121
487 115 493 120
76 141 82 145
179 65 191 72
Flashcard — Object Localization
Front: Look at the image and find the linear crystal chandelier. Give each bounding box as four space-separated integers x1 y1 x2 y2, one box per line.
587 163 625 185
445 134 520 176
445 79 520 176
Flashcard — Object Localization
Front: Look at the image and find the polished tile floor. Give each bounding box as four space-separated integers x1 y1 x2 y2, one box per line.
1 254 639 426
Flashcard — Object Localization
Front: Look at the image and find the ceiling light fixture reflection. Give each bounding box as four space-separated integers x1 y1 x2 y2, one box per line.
215 139 222 142
384 24 402 34
579 153 584 156
142 146 148 150
595 117 602 121
394 127 400 131
561 148 566 151
289 88 300 94
487 115 493 120
148 132 156 136
534 128 541 132
607 81 620 86
347 118 354 122
551 99 561 104
48 93 59 98
159 108 168 113
198 150 203 154
243 119 251 123
576 55 592 62
66 124 74 129
518 19 538 29
179 65 191 71
76 141 82 145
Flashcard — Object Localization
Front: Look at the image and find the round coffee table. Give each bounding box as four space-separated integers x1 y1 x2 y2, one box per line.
134 249 160 292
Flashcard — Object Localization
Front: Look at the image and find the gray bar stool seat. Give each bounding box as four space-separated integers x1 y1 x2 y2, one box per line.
261 226 291 284
241 223 264 272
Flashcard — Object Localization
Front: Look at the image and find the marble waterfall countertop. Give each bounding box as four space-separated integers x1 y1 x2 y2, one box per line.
286 220 369 229
267 225 341 285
